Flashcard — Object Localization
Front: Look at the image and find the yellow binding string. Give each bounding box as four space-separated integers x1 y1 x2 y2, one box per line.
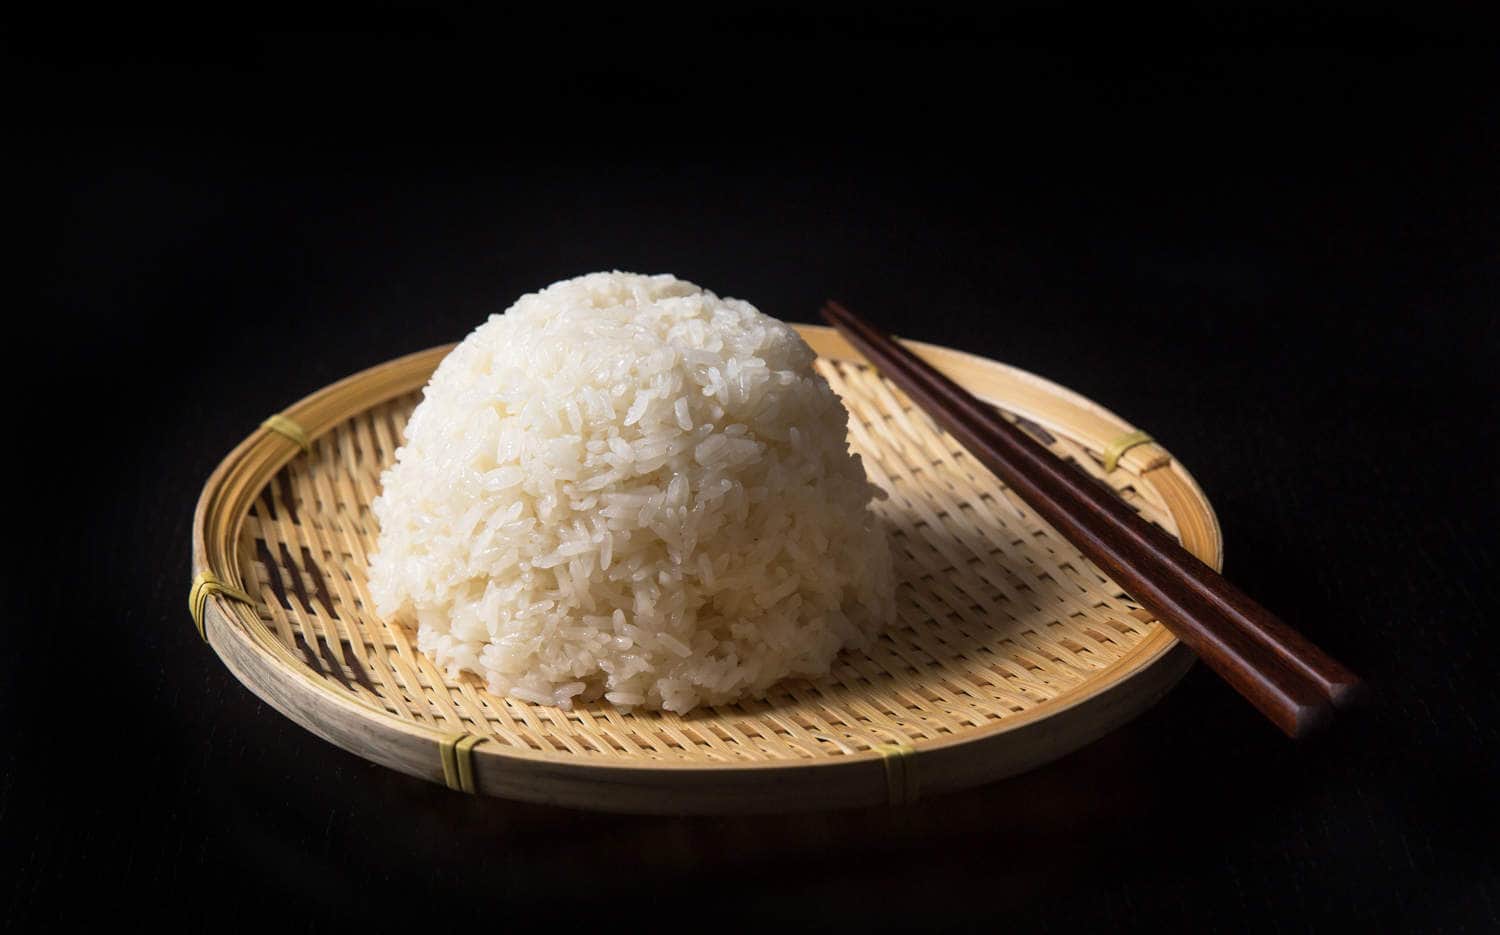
261 414 312 454
874 742 919 806
189 570 253 642
1101 429 1154 473
439 734 486 794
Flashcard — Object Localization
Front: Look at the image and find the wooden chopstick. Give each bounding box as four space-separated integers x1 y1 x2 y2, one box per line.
822 301 1363 738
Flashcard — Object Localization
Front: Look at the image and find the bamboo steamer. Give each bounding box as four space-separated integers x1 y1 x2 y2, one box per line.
191 325 1221 813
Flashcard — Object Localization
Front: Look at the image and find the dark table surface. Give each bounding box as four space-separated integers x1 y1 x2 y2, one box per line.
9 10 1498 931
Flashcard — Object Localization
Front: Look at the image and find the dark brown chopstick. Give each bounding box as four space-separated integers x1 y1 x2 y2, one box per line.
822 301 1363 738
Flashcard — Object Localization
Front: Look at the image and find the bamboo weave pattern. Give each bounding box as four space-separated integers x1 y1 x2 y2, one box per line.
230 358 1180 765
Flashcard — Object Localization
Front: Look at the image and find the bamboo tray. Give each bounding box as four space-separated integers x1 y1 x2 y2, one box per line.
192 325 1221 813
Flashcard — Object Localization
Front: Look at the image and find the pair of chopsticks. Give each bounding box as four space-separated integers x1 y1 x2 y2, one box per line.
822 301 1362 738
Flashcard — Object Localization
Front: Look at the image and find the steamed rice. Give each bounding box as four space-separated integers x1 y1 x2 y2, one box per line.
368 272 894 713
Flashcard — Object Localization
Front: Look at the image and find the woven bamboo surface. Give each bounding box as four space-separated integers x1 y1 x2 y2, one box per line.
191 325 1222 812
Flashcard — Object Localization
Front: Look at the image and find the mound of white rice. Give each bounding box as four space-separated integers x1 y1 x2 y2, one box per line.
368 272 894 713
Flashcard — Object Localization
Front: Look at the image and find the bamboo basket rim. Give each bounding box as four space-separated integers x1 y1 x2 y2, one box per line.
191 325 1222 803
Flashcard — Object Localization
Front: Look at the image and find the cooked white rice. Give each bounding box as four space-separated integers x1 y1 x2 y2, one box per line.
368 271 894 713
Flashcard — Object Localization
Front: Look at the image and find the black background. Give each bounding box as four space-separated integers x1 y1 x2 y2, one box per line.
8 7 1498 931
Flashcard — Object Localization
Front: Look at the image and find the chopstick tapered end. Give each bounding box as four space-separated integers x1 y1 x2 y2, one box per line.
1284 698 1336 739
1326 676 1369 711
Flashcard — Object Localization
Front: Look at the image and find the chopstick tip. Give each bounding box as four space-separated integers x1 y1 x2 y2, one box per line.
1285 699 1336 739
1327 676 1369 710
